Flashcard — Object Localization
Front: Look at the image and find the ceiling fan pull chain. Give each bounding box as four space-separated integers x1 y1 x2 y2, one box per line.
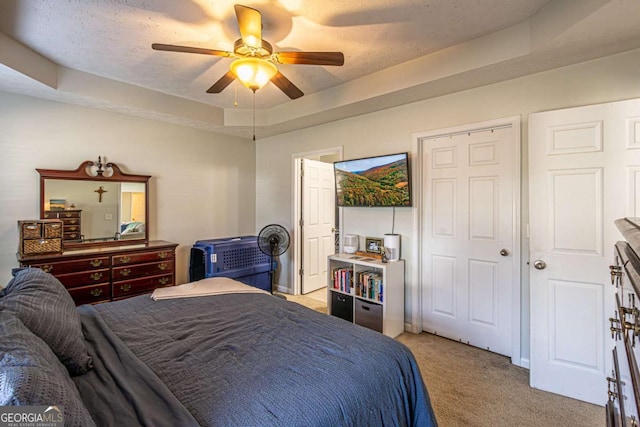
234 81 238 107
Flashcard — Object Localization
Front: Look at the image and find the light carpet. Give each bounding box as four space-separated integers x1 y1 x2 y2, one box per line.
283 292 605 426
396 332 604 427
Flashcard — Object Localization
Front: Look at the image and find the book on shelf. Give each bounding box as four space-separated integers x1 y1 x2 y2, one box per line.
355 270 383 302
332 267 353 293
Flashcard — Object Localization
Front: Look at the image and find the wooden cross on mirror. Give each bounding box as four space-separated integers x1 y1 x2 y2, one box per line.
95 186 107 202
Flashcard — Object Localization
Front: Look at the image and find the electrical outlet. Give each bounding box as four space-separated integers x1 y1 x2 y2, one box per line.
105 214 112 220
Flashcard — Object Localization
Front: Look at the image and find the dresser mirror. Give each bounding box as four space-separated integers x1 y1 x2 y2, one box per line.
37 159 150 249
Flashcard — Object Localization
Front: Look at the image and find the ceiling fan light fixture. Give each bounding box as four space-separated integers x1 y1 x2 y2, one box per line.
244 35 260 50
230 57 277 91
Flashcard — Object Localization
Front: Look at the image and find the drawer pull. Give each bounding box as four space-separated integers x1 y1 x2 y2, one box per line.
69 226 78 231
40 264 53 273
158 262 168 271
26 224 38 230
90 288 103 297
120 268 131 276
119 256 131 264
90 272 103 281
610 265 623 287
158 251 170 259
120 284 132 292
90 259 103 267
159 277 169 285
69 219 78 224
68 233 78 239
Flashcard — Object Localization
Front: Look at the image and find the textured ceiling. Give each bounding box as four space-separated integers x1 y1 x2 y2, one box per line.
1 0 640 140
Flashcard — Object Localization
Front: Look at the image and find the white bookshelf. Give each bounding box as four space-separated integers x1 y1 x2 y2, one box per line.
327 253 405 338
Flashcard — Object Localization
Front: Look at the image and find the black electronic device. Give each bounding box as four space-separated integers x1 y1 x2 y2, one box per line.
257 224 290 292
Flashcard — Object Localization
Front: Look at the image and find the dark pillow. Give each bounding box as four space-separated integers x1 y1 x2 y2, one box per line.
0 268 92 375
0 311 96 426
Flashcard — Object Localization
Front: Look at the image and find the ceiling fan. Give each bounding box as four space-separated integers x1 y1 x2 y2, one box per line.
152 4 344 100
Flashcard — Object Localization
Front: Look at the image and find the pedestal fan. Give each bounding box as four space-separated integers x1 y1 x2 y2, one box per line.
257 224 290 293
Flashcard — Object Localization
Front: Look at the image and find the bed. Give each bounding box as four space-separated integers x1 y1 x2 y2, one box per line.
119 221 146 240
0 268 437 426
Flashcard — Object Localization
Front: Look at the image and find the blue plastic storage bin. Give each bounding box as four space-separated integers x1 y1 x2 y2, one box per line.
189 235 273 292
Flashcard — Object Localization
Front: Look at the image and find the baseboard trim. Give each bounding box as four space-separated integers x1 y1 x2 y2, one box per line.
276 284 291 294
404 322 421 334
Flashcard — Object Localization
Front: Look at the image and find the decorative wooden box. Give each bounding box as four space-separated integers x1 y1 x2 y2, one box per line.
18 219 63 257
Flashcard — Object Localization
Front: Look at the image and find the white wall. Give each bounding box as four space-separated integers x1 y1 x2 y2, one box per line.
0 92 256 285
256 47 640 360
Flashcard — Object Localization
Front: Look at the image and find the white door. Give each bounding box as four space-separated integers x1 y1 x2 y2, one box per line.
301 159 336 294
529 98 640 405
421 124 518 357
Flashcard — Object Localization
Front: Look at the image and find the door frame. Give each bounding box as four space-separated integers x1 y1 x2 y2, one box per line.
411 115 522 366
291 146 343 295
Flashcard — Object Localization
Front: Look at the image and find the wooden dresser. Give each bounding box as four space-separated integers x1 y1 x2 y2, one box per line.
607 218 640 426
43 209 82 242
18 240 178 305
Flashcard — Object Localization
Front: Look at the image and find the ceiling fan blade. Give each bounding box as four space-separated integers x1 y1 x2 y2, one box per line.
152 43 233 57
273 51 345 66
234 5 262 50
206 71 236 93
271 71 303 100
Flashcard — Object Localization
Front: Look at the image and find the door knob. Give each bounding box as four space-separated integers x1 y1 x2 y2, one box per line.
533 260 547 270
500 249 510 256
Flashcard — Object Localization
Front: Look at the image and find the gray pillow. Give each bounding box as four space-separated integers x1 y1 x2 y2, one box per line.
0 268 92 375
0 311 96 426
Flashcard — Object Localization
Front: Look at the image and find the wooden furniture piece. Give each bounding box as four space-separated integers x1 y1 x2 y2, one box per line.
37 157 149 249
44 209 82 242
607 218 640 426
18 219 63 257
327 253 405 338
18 240 177 305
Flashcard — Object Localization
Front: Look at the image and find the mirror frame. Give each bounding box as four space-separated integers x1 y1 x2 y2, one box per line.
38 160 150 250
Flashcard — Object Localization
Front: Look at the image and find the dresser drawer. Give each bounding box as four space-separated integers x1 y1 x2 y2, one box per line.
18 240 177 306
112 260 174 280
62 218 81 229
55 269 110 289
27 256 110 275
44 210 81 220
64 231 82 241
58 211 81 219
68 283 111 305
64 224 81 233
113 274 173 298
112 249 173 266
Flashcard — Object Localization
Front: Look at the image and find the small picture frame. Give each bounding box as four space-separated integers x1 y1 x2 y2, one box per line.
365 237 383 254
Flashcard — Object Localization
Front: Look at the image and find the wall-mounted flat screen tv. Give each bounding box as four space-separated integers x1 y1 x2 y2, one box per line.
334 152 412 207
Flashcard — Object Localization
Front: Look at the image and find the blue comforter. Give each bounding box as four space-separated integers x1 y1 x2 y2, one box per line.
75 292 437 426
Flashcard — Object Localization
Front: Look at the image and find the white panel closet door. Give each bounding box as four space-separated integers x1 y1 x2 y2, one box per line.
529 98 640 404
301 159 335 294
422 126 516 356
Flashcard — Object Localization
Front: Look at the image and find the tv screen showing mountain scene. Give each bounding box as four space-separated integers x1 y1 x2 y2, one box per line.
334 153 412 207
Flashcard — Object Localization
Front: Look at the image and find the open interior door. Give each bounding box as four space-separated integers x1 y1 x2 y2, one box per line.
301 159 335 294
